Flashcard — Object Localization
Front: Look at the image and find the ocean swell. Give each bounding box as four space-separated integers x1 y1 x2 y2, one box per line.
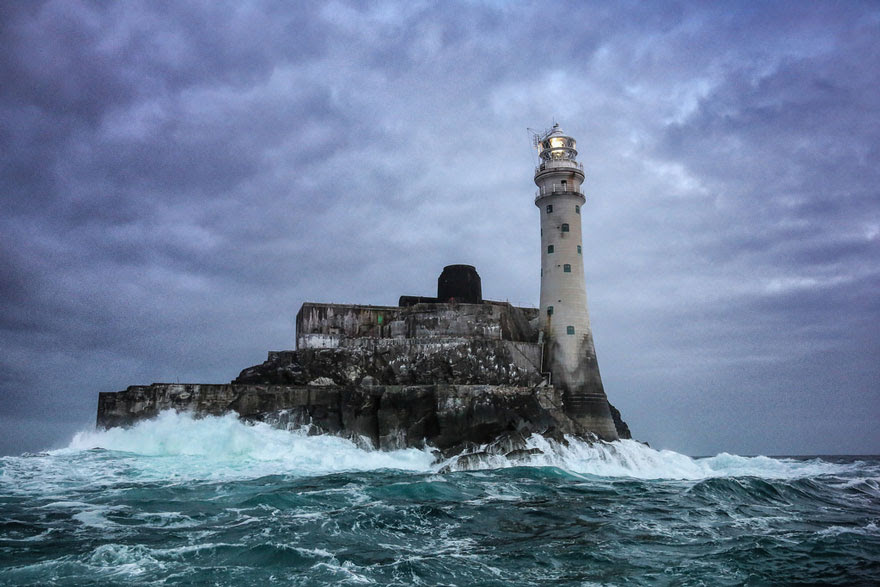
2 411 878 586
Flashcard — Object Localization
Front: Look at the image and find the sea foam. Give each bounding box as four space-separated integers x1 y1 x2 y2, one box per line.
57 411 851 482
62 411 435 481
448 434 850 480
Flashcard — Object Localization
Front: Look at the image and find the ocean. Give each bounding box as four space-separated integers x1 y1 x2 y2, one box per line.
1 411 878 585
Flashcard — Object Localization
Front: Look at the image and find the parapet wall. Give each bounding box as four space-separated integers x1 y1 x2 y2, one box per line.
296 301 539 350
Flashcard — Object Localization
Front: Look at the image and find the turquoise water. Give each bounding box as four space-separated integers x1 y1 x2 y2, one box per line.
1 412 878 585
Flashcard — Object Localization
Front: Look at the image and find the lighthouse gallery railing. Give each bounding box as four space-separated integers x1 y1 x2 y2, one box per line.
535 184 585 200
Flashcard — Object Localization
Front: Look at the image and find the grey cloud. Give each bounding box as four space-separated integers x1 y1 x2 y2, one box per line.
1 0 878 456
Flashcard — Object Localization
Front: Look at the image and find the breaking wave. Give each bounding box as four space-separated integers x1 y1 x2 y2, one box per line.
62 411 435 481
57 411 853 481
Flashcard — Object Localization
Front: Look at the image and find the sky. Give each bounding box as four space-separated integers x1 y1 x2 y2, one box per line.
1 0 878 457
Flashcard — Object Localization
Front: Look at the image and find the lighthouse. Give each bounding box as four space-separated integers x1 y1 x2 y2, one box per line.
534 123 619 440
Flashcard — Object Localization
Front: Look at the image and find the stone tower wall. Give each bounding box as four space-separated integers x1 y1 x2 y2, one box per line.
533 127 618 440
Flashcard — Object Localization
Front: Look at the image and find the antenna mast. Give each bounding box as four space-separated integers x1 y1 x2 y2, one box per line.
527 126 553 160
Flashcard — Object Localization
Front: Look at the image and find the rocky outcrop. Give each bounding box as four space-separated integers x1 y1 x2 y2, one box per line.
234 342 544 388
96 382 601 456
95 297 633 451
607 401 631 440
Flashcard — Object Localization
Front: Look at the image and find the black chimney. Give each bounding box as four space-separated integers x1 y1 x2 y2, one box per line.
437 265 482 304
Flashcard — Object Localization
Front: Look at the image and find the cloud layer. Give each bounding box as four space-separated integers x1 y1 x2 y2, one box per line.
2 1 878 455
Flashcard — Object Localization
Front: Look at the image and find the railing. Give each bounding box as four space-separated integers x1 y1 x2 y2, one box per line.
535 184 585 199
534 160 584 175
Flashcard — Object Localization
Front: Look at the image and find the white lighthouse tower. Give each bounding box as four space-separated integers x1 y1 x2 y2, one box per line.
534 123 618 440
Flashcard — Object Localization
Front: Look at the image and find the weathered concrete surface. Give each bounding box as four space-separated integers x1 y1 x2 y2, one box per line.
96 382 628 455
296 301 539 349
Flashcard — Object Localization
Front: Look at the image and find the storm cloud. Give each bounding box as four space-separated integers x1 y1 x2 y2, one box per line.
1 0 878 455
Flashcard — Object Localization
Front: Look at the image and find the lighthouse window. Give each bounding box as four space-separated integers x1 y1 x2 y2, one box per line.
561 223 570 232
564 264 571 272
567 326 575 335
546 205 553 213
547 306 553 316
577 245 582 254
575 205 580 214
547 245 554 254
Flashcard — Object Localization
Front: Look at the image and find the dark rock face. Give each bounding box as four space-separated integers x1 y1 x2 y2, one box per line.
231 347 631 441
97 345 632 448
234 343 543 388
607 401 631 440
96 382 594 456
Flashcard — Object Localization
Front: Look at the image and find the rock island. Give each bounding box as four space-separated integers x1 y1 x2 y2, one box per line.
96 124 632 459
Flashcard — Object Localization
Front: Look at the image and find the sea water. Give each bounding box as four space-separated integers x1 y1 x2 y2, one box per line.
1 412 878 585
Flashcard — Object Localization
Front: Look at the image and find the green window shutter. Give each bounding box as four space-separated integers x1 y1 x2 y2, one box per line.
575 205 580 214
561 223 569 232
547 306 553 316
567 326 575 335
563 264 571 272
577 245 582 254
546 204 553 213
547 245 554 254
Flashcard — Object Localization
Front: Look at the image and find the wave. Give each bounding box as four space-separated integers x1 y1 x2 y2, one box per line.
436 434 853 479
47 411 857 482
60 411 435 479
